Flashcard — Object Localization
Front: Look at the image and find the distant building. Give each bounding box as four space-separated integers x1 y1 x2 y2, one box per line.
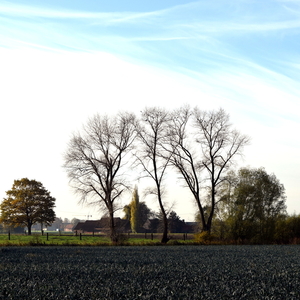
142 218 197 233
184 222 199 233
63 224 74 232
73 217 130 234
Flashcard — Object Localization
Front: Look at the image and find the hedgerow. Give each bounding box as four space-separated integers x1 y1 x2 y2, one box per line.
1 245 300 299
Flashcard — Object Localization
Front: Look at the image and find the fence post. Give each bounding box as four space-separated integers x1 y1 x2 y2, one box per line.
8 230 10 240
151 233 153 240
145 232 147 239
47 232 49 241
80 233 82 240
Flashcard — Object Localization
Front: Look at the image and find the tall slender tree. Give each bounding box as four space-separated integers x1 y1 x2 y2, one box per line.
193 108 250 232
134 107 171 243
168 106 204 227
123 199 153 232
130 186 139 233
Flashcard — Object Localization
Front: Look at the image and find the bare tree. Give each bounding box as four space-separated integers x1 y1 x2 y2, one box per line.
168 106 250 232
193 107 250 232
63 112 136 242
168 105 206 228
134 107 171 243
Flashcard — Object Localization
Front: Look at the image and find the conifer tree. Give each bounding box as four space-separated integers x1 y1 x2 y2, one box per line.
130 187 139 233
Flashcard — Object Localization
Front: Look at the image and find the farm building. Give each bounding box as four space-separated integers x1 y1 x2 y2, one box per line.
73 217 130 234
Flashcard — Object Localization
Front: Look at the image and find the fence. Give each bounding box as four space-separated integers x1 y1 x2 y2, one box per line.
2 230 192 241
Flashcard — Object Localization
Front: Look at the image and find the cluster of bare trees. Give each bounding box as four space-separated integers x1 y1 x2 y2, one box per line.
63 106 250 243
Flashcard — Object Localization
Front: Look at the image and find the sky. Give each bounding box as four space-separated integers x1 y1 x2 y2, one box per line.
0 0 300 222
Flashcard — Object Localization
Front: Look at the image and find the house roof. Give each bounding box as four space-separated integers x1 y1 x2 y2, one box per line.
73 218 130 232
185 222 198 226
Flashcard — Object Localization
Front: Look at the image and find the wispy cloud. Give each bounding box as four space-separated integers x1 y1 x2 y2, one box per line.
1 0 300 50
181 19 300 33
0 1 164 25
1 0 299 90
1 0 297 35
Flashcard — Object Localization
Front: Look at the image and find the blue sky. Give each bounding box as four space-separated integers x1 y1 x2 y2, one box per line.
0 0 299 221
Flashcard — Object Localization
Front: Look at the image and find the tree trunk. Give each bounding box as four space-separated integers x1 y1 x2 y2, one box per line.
109 211 118 243
205 217 212 233
27 224 32 235
157 185 169 244
161 213 169 244
197 198 208 232
205 182 216 233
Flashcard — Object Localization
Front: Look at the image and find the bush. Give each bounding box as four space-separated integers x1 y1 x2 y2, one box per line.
194 231 218 244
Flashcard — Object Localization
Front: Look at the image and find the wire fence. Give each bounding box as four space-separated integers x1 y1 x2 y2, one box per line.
0 230 193 241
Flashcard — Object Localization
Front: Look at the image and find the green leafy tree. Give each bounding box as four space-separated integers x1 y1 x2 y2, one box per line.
225 167 286 243
274 214 300 244
0 178 56 235
123 204 131 221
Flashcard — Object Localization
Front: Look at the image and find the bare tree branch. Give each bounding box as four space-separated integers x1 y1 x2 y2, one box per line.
134 107 172 243
63 112 136 242
193 107 250 231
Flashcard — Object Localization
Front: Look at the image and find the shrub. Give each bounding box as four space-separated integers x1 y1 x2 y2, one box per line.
194 231 218 244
